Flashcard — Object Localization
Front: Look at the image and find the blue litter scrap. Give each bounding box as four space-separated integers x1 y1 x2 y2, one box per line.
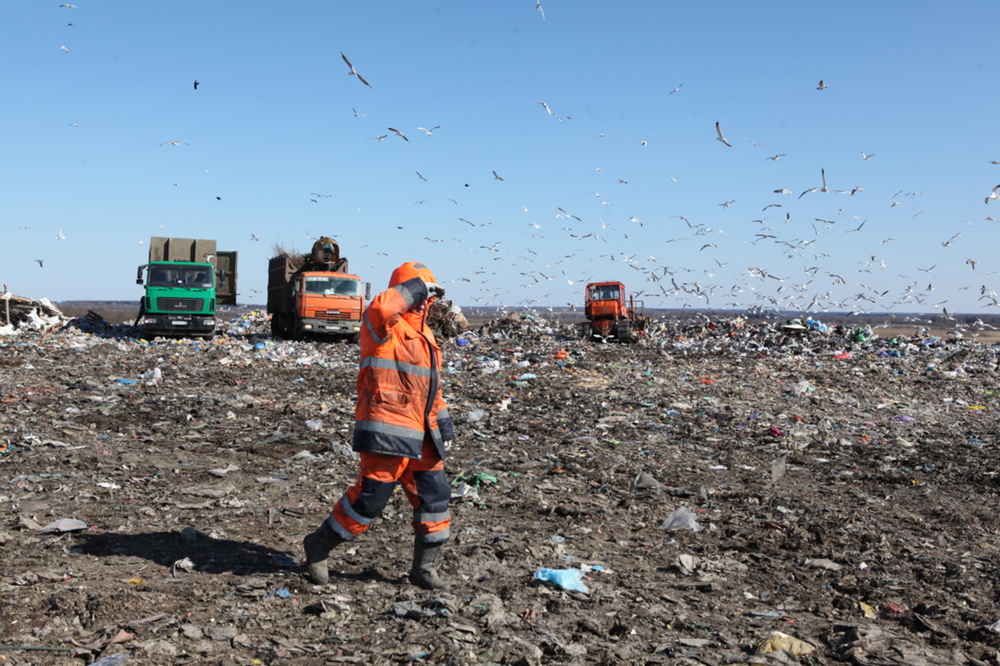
534 567 589 593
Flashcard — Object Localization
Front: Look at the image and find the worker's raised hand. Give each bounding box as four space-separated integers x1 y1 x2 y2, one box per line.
424 282 446 299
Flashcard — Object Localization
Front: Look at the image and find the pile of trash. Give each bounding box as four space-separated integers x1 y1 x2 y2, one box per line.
2 311 1000 664
0 291 68 334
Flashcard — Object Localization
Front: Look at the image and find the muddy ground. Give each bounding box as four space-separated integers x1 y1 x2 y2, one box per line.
3 316 1000 665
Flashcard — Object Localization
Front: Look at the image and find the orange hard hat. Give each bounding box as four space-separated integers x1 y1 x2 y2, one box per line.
389 261 436 289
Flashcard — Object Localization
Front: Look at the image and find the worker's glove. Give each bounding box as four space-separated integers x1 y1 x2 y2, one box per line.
424 282 446 300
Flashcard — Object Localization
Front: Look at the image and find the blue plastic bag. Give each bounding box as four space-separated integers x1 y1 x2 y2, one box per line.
534 568 589 593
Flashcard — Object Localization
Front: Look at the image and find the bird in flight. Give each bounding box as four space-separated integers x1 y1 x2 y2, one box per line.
986 184 1000 204
861 151 874 161
715 122 732 147
416 171 427 182
339 51 372 89
670 83 683 95
60 45 69 52
535 1 545 20
59 3 76 7
250 234 262 241
352 107 365 117
388 127 408 142
766 154 785 161
193 80 199 90
368 134 387 141
817 80 828 90
533 101 555 116
417 125 440 136
56 230 66 240
35 259 44 267
492 170 504 181
160 141 188 146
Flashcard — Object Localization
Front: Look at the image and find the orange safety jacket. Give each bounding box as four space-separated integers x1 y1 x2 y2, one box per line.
353 277 454 460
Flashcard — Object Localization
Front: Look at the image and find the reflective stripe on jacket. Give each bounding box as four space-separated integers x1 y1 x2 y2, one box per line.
353 277 454 460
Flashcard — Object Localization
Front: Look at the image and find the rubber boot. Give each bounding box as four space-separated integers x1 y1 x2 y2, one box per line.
410 539 450 591
303 520 343 584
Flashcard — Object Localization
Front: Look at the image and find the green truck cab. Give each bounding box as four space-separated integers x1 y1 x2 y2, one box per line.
136 237 237 339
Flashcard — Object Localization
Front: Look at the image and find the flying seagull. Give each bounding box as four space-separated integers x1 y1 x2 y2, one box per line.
533 101 555 116
388 127 408 142
193 80 199 90
492 170 504 181
715 122 732 147
817 80 828 90
417 125 440 136
535 1 545 20
160 141 188 146
416 171 427 182
339 51 372 89
986 184 1000 205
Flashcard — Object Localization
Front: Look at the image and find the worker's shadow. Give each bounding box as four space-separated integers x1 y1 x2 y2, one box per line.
72 531 398 583
72 530 297 576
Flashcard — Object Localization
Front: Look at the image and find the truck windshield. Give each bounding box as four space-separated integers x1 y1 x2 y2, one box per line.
305 276 361 296
589 285 619 301
148 266 213 288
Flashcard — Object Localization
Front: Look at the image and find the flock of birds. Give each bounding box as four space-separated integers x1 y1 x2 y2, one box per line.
29 3 1000 325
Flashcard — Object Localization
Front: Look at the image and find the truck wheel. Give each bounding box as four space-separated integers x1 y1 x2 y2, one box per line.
348 333 360 344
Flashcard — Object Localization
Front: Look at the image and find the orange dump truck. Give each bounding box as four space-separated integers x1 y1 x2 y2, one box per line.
267 238 370 342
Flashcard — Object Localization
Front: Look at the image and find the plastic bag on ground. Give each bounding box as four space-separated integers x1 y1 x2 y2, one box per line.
661 506 702 531
533 568 589 593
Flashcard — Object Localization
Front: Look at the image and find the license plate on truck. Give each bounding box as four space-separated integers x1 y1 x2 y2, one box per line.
172 320 188 325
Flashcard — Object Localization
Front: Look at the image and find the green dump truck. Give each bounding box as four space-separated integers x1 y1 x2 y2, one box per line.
135 237 237 339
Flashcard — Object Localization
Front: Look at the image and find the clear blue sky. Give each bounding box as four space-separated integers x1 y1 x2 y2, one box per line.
5 1 1000 315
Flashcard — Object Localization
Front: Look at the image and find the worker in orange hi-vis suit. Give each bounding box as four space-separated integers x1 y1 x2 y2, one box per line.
303 262 455 589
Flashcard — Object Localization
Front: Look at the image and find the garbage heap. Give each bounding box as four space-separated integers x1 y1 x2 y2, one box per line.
0 292 68 334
